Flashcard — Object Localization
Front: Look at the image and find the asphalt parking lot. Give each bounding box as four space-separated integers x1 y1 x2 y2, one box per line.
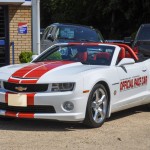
0 105 149 150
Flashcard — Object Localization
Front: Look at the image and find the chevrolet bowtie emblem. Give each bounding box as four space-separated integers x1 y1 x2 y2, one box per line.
15 86 27 92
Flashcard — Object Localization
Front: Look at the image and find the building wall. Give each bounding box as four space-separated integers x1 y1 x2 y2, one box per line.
9 5 32 64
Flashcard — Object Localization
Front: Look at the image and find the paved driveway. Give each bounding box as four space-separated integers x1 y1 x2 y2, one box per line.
0 105 149 150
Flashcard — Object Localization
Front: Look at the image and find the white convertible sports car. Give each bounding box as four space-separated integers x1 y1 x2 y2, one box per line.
0 43 150 128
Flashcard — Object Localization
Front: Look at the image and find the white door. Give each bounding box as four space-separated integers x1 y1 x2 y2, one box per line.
116 62 148 107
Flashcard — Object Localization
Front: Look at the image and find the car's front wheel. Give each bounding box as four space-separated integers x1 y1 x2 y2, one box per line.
147 104 150 110
84 83 109 128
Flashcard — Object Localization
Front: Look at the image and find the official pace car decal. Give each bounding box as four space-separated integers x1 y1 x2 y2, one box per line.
120 76 147 91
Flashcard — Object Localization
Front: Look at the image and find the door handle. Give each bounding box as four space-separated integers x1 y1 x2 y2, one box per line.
142 69 147 72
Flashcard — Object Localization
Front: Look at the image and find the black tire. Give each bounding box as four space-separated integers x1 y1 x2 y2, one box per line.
84 83 109 128
147 104 150 110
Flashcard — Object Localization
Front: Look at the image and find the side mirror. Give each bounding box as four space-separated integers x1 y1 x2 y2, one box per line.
47 34 54 41
40 28 45 39
117 58 135 67
40 32 44 40
32 55 38 61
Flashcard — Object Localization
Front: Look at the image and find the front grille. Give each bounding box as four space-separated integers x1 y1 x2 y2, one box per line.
0 102 56 113
3 82 48 92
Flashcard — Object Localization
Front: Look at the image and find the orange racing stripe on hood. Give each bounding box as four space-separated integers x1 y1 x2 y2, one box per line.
8 61 74 83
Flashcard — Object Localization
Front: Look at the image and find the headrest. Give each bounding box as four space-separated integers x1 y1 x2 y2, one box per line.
118 47 125 60
76 51 88 62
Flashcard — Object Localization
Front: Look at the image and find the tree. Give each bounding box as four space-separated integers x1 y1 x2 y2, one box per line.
40 0 150 39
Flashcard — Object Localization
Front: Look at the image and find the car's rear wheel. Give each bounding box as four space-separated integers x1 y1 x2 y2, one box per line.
84 83 109 128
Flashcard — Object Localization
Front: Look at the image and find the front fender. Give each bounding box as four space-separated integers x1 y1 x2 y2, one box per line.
83 67 119 118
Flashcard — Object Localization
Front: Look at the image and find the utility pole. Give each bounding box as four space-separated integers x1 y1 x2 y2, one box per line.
32 0 40 55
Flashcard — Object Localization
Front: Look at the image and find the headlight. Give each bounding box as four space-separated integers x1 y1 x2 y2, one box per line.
51 83 75 92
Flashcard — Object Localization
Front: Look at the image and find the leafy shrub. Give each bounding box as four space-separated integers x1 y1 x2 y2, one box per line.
47 51 62 60
19 51 33 63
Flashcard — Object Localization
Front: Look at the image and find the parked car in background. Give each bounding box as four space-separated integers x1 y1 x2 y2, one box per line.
40 28 45 39
40 23 104 52
131 24 150 57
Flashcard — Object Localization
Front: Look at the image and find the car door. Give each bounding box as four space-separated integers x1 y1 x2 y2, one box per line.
116 62 148 107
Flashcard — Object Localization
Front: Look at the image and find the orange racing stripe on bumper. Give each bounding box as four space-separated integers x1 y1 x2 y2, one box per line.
4 111 34 119
5 111 17 117
18 113 34 118
27 93 35 106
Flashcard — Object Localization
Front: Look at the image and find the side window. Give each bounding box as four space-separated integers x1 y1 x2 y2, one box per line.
42 27 50 40
42 26 54 40
45 26 54 40
50 26 57 39
95 29 104 42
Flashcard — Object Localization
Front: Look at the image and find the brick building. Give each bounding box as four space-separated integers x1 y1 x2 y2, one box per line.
0 0 32 66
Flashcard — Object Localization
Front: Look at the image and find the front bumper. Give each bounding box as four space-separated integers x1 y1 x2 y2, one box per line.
0 109 83 121
0 90 88 121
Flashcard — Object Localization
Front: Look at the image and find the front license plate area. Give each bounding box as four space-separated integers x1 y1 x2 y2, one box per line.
8 94 27 107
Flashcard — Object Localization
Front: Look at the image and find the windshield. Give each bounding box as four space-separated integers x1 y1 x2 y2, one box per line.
34 45 115 66
56 25 103 42
136 26 150 40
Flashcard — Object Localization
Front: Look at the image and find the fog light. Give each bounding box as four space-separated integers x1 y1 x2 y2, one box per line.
63 101 74 111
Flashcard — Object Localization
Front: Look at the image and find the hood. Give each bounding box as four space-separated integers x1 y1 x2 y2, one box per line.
0 61 108 84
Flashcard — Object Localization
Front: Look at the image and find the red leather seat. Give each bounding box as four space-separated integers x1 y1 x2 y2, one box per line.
118 47 125 61
126 52 132 58
76 51 88 62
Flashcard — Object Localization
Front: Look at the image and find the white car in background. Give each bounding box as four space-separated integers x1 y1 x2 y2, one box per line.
0 43 149 128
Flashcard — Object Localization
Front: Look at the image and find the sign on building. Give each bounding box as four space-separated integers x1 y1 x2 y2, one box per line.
18 22 28 34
